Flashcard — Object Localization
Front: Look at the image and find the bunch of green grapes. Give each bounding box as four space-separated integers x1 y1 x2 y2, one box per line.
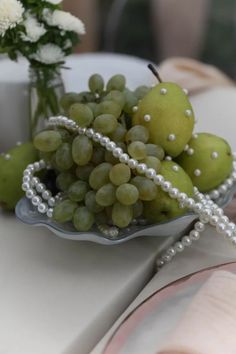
33 74 166 233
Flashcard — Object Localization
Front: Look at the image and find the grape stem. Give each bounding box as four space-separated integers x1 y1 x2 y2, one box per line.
148 64 163 83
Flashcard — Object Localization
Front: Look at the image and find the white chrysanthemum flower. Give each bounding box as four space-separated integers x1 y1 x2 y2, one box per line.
46 10 86 35
63 39 72 50
21 14 46 42
32 44 65 64
43 0 62 4
0 0 24 36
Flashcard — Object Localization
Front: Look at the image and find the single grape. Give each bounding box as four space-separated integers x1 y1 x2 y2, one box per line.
103 90 125 108
68 180 89 202
88 74 104 94
95 101 122 119
128 141 147 160
112 202 133 228
72 135 93 166
131 176 157 201
85 190 104 213
56 172 76 192
109 163 131 186
145 144 165 160
107 74 126 91
53 199 77 223
87 102 98 115
73 207 95 231
93 114 118 134
55 143 74 171
134 86 150 100
89 162 112 190
116 183 139 205
96 183 116 207
123 90 138 115
34 130 62 152
60 92 81 112
91 147 105 165
110 123 127 142
133 200 143 218
141 156 161 173
69 103 94 127
125 125 149 144
76 164 94 182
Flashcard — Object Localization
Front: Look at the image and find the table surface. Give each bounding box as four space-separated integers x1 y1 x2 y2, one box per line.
1 53 236 354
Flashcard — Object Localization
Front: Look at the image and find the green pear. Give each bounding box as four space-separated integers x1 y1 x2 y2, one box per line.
0 142 38 210
176 133 233 192
133 82 194 157
143 161 194 223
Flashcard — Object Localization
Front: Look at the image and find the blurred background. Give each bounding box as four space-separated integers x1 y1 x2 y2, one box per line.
64 0 236 79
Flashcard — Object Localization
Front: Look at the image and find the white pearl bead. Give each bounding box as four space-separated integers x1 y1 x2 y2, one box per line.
93 133 102 142
47 208 54 218
160 88 167 95
175 242 184 252
162 254 172 263
153 174 164 185
78 127 86 134
39 160 46 169
184 144 189 151
216 222 226 234
167 247 176 256
209 190 220 200
86 128 95 138
132 106 138 112
219 184 228 194
32 196 42 206
145 168 156 179
36 183 45 193
214 208 223 217
220 215 229 224
38 203 48 214
22 182 30 192
157 259 165 268
161 181 172 192
194 169 201 177
23 176 31 183
189 230 200 240
113 148 123 158
194 221 205 232
187 148 194 156
226 178 233 188
136 163 147 174
185 198 195 209
48 197 56 207
100 137 110 146
23 170 32 177
26 189 36 199
224 229 233 239
144 114 151 122
182 236 192 246
228 222 236 231
169 188 179 199
42 190 52 200
106 142 116 151
178 193 187 203
183 88 188 95
211 151 218 159
193 203 203 214
209 215 219 226
168 134 176 142
119 153 129 164
31 177 40 187
165 156 172 161
185 109 192 117
172 165 179 172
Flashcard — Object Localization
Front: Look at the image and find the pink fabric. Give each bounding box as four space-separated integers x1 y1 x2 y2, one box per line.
157 270 236 354
159 57 234 95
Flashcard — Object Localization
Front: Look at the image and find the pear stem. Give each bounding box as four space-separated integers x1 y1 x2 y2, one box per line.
148 64 163 83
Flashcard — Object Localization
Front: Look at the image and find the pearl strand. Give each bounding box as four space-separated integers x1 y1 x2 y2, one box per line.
23 116 236 264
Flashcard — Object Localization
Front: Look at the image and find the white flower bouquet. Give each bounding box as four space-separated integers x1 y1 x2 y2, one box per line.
0 0 85 135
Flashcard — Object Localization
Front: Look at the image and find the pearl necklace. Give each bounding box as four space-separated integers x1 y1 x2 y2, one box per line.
22 116 236 269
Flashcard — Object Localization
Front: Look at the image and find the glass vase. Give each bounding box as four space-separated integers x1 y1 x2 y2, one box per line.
29 66 65 137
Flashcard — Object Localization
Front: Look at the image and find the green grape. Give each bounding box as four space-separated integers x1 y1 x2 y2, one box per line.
145 144 165 160
69 103 94 127
96 183 116 207
103 90 125 108
60 92 81 112
134 86 151 100
76 164 94 181
55 143 74 171
87 102 98 115
105 150 119 165
73 207 95 231
95 101 122 119
116 183 139 205
88 74 104 94
68 180 89 202
141 156 161 173
93 114 118 134
133 200 143 218
123 90 138 115
57 129 72 143
128 141 147 160
53 199 77 223
126 125 149 144
56 172 76 191
85 190 104 213
39 151 54 164
110 123 127 142
112 202 133 228
109 163 131 186
72 135 93 166
91 147 105 165
34 130 62 152
107 74 126 92
131 176 157 201
89 162 112 190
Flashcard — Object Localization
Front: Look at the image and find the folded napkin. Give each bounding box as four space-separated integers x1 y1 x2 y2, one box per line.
159 57 234 95
157 270 236 354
